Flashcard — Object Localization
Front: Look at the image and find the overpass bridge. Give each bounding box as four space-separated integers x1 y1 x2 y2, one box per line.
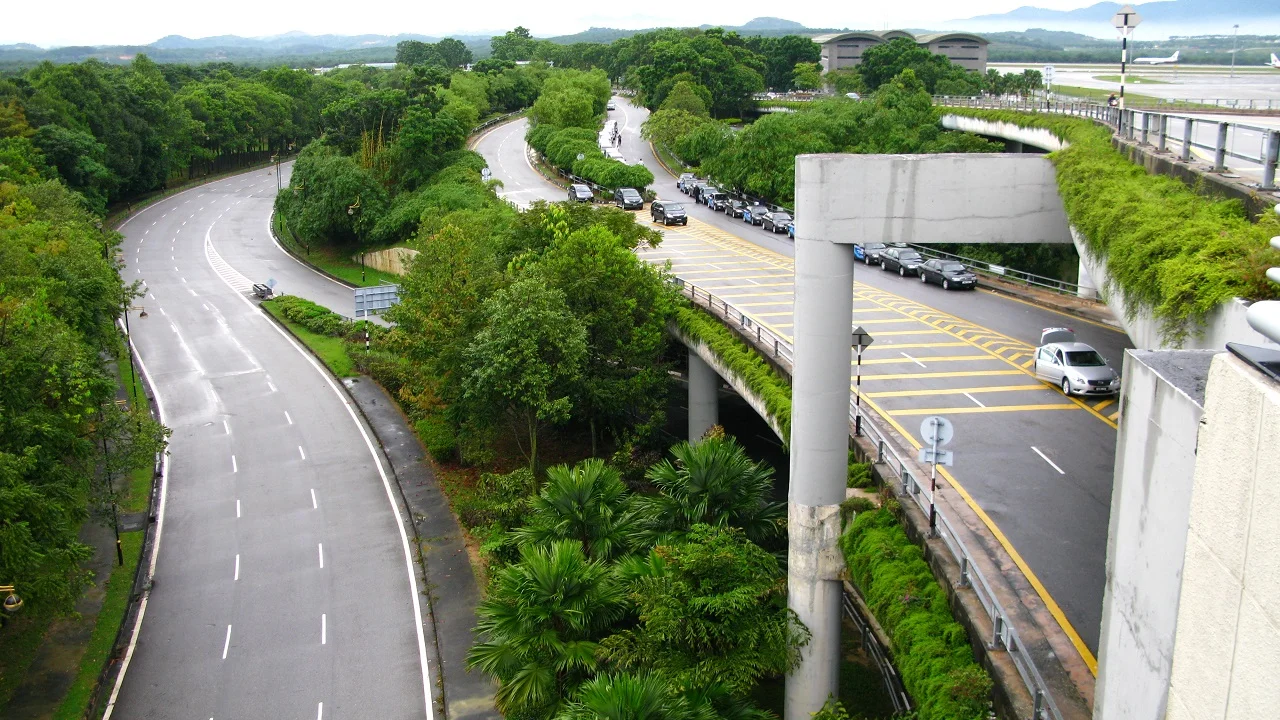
475 95 1278 718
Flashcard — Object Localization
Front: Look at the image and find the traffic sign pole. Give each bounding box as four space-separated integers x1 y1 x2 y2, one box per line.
918 416 955 538
852 326 875 437
1112 5 1143 113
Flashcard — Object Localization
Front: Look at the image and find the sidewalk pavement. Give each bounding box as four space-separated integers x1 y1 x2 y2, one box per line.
340 375 499 720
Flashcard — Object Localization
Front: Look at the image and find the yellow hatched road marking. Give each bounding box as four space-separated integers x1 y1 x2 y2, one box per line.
867 329 946 336
888 404 1079 416
1092 399 1116 412
716 289 795 298
682 273 794 282
859 354 1005 366
1022 359 1037 369
1109 410 1121 420
752 311 798 318
861 342 969 351
858 369 1026 381
865 384 1048 398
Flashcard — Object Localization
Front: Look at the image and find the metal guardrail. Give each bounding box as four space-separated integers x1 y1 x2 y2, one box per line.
934 95 1280 189
670 276 1066 720
470 110 525 135
841 587 912 715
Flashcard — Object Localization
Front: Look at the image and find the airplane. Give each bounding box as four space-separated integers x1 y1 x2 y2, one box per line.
1270 53 1280 69
1133 51 1179 65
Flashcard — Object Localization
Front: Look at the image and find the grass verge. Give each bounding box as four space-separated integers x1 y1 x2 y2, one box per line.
50 531 143 720
116 343 154 513
272 212 402 288
1092 74 1168 84
261 299 358 377
0 614 55 710
1051 84 1219 110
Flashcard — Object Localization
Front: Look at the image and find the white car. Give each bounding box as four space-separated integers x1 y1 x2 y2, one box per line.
607 100 617 110
1033 328 1121 396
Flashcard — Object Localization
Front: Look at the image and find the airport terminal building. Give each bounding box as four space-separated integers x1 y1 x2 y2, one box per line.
814 30 989 73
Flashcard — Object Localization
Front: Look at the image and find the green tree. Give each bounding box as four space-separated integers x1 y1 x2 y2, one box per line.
492 27 539 62
530 89 596 130
634 435 784 547
515 459 639 561
461 277 587 475
436 38 475 68
396 40 440 67
792 62 823 91
468 541 626 719
277 142 388 245
825 68 865 96
601 525 809 694
556 673 692 720
658 81 710 117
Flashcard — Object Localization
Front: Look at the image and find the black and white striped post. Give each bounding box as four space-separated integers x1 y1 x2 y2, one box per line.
1112 5 1142 112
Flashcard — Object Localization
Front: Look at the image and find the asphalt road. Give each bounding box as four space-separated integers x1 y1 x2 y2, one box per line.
478 101 1135 657
473 117 565 208
110 168 431 719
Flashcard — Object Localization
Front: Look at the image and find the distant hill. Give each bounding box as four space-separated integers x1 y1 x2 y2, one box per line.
545 17 848 45
0 31 494 70
953 0 1280 38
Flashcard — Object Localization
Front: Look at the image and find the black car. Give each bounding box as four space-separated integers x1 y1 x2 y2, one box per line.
567 184 593 203
650 200 688 226
879 248 924 277
761 211 792 233
723 199 747 218
615 187 643 210
853 241 886 265
919 259 978 290
704 190 728 210
685 181 707 198
691 183 712 203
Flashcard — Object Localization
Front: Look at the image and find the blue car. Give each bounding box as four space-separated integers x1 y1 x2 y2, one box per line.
786 222 795 239
853 242 887 265
742 203 767 226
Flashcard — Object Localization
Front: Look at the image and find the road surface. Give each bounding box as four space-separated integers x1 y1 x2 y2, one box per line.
110 167 432 719
476 102 1134 658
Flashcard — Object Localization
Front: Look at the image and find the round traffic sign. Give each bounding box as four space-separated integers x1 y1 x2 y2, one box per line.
920 416 954 446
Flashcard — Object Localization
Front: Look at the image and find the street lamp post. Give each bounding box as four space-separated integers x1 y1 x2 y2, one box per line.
1112 5 1143 112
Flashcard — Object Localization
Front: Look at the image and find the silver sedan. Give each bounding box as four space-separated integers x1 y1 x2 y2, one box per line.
1033 328 1121 396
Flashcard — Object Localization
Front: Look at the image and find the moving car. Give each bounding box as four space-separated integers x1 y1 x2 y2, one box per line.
762 211 792 233
723 199 747 218
853 241 886 265
919 259 978 290
1033 328 1121 396
567 184 593 203
607 100 617 110
615 187 643 210
879 247 923 277
743 204 768 225
650 200 688 225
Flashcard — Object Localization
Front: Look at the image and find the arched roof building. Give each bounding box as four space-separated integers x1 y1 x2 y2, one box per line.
815 30 988 74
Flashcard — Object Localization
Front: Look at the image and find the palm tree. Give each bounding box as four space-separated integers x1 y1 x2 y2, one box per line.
556 673 691 720
635 435 784 546
514 459 640 560
467 541 626 719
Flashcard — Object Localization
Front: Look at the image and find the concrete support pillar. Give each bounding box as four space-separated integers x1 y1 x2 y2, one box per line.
785 161 855 720
687 351 719 441
1008 139 1024 153
1077 256 1098 300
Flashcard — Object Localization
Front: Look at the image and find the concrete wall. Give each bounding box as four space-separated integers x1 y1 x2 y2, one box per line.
1165 351 1280 720
1094 350 1214 720
795 153 1072 245
353 247 419 276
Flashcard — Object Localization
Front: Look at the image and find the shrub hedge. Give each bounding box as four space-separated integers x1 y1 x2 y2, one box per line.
672 303 792 441
842 506 992 720
945 108 1280 342
528 123 655 191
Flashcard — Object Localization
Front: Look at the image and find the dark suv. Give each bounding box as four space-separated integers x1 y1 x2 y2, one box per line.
650 200 688 226
567 184 593 202
614 187 643 210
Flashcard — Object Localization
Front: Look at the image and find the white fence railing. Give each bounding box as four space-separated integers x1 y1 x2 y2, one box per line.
670 276 1068 720
934 96 1280 189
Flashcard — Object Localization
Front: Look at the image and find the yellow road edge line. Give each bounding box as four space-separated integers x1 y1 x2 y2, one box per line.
858 355 1006 366
938 466 1100 675
858 369 1026 381
865 384 1049 398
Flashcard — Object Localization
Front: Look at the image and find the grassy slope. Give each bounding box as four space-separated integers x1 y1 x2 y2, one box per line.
261 299 358 377
272 212 403 288
51 531 144 720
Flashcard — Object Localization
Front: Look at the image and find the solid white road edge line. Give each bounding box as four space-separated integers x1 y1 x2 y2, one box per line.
101 324 172 720
206 232 436 720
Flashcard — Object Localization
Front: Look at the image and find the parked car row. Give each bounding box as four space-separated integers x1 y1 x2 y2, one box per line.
565 183 651 211
678 174 797 237
854 242 979 291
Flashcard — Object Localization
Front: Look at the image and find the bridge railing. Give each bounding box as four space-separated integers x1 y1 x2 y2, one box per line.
934 95 1280 189
672 276 1067 720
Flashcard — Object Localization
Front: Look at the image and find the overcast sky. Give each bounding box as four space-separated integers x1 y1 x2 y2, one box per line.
6 0 1104 47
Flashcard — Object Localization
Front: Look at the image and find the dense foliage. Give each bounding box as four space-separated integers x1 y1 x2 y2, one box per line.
646 69 1002 206
946 107 1280 339
1 123 166 616
524 69 655 192
842 507 992 719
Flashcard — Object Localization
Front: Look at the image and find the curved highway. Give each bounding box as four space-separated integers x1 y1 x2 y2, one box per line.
477 100 1134 657
110 167 432 719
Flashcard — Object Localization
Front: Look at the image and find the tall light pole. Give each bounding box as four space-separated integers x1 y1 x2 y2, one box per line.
1230 24 1239 80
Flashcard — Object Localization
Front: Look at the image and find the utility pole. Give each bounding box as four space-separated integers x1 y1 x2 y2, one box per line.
1112 5 1143 112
